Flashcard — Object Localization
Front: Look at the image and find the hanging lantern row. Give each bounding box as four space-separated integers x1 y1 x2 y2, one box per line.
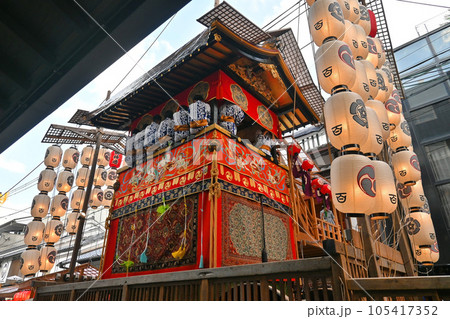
21 144 122 277
307 0 438 265
21 145 62 277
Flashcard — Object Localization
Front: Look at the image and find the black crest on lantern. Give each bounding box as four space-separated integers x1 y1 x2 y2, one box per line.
331 124 343 136
389 194 397 204
401 121 410 136
385 99 400 114
336 192 347 203
410 155 421 171
322 66 333 78
338 45 355 69
314 20 323 30
363 83 369 92
357 165 376 197
360 5 369 21
350 99 368 128
405 217 420 235
328 2 344 23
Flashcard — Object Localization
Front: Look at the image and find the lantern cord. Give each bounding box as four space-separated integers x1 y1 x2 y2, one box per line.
262 1 300 30
107 13 177 99
394 0 450 9
0 160 44 201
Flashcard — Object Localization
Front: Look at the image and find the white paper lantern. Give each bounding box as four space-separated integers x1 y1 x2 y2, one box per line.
392 148 421 186
315 39 356 94
390 87 402 105
37 168 57 193
337 0 360 23
44 145 62 168
413 243 439 265
360 107 383 156
43 219 64 244
93 167 107 187
39 245 57 273
71 189 86 210
31 193 50 218
105 168 118 187
20 248 40 277
103 188 114 208
89 187 103 209
357 5 371 35
385 98 402 129
56 169 74 193
413 246 433 265
388 115 412 151
62 147 79 170
373 37 386 68
97 148 111 167
50 194 69 217
366 37 379 68
24 220 45 246
353 24 368 59
81 145 94 166
342 20 358 57
308 0 345 46
365 99 390 140
359 59 379 99
76 166 90 188
430 241 440 263
324 90 369 151
330 153 376 216
404 209 436 247
398 180 426 211
380 66 394 96
349 59 370 101
374 69 390 103
370 160 397 220
66 212 80 235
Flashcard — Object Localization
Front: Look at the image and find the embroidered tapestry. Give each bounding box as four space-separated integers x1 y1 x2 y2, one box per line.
221 192 293 266
112 194 198 274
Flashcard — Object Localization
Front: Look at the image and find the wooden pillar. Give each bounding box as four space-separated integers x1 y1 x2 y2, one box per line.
392 209 416 276
121 284 129 301
359 216 382 277
200 279 209 301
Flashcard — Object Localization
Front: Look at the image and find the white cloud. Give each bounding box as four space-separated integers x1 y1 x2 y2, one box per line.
0 155 27 174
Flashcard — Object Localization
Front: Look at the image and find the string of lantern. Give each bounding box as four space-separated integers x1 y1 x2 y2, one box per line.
20 142 121 278
21 145 61 277
306 0 438 266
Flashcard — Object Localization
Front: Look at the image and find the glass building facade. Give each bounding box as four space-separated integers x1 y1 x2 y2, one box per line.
395 23 450 268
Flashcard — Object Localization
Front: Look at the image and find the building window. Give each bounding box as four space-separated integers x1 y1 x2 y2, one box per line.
424 139 450 182
437 183 450 230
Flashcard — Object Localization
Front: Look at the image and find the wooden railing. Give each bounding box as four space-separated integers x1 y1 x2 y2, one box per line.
317 219 341 242
34 257 345 301
348 276 450 301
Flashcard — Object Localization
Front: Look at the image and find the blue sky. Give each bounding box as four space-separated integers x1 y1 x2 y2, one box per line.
0 0 447 225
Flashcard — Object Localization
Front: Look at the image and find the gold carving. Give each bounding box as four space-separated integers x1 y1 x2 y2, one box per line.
214 33 222 42
228 63 277 106
230 84 248 111
257 105 274 130
188 81 210 104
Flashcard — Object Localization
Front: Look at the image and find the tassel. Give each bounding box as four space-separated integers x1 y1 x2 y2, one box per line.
139 252 148 263
199 255 204 268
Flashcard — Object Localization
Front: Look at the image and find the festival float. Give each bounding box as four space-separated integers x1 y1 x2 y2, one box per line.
27 1 444 301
